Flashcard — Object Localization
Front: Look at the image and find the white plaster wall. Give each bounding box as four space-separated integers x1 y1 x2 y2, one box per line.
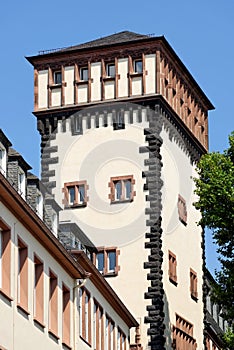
0 203 74 350
118 59 128 98
145 55 156 94
78 84 88 103
49 110 151 349
132 77 142 96
91 63 101 101
51 88 61 107
160 126 204 350
38 70 48 109
104 81 115 100
65 66 74 105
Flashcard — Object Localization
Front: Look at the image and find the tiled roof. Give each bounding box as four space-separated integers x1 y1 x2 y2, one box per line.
59 31 150 52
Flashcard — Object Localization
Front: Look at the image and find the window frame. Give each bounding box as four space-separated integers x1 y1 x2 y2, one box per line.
53 71 62 85
63 181 88 208
93 299 104 350
62 283 71 347
80 67 89 82
190 268 198 300
109 175 135 204
17 237 29 314
134 59 143 74
94 247 119 277
168 250 177 286
79 287 91 345
48 269 59 338
0 218 11 300
33 254 44 327
106 63 116 78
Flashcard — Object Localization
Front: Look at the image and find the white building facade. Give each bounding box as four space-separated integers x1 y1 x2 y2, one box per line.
27 31 214 350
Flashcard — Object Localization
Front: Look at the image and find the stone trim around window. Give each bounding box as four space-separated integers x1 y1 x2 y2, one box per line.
63 181 89 208
94 247 120 277
108 175 136 204
177 194 187 225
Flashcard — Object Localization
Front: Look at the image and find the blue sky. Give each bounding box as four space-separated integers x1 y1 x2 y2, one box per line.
1 0 233 275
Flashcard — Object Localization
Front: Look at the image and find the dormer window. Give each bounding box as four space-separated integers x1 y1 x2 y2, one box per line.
80 67 88 81
18 169 25 198
134 60 143 73
54 71 62 85
0 146 6 175
36 193 43 219
106 63 115 78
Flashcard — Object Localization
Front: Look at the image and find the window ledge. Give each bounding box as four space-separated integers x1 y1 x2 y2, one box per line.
74 79 93 85
169 277 178 286
62 341 72 350
0 289 13 302
34 317 46 329
80 336 91 347
48 329 60 340
17 303 30 316
103 272 118 278
65 203 87 209
111 199 133 205
191 294 198 302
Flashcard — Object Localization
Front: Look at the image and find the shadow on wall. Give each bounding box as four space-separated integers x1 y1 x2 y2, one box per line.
164 293 173 349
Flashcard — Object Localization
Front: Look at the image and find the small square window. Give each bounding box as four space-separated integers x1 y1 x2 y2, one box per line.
106 63 115 78
109 175 135 203
134 60 143 73
54 71 62 85
80 67 88 81
95 248 119 276
63 181 88 208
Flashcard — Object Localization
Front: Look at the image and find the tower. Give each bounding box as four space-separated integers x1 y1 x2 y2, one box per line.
27 31 214 350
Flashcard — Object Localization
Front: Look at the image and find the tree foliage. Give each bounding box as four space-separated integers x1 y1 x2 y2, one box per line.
194 132 234 325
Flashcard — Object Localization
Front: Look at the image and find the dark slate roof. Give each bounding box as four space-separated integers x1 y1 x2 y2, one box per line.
0 129 12 149
56 31 150 53
8 147 32 170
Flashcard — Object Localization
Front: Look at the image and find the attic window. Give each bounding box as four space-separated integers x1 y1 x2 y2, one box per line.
134 60 143 73
53 71 62 85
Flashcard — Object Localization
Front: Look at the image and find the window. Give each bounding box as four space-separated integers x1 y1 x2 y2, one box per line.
0 219 11 299
79 287 91 345
177 194 187 225
93 300 104 350
106 63 115 78
54 71 62 85
134 60 143 73
190 269 198 300
117 328 126 350
168 251 177 285
109 175 135 203
94 248 119 276
49 270 58 337
173 314 197 350
0 146 6 174
80 67 89 81
105 314 115 350
36 193 43 219
18 237 28 313
63 181 88 208
62 284 71 347
34 255 44 326
18 170 25 198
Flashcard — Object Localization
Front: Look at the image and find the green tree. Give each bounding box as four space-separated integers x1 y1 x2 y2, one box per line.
194 132 234 346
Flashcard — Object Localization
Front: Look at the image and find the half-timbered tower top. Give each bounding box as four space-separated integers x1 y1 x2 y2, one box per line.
27 31 214 150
